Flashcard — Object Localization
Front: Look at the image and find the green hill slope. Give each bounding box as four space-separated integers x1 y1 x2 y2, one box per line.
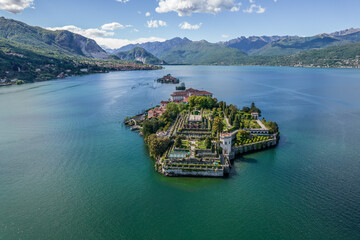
0 17 108 59
275 41 360 67
115 47 165 65
250 32 360 56
0 38 160 83
161 40 247 65
235 42 360 68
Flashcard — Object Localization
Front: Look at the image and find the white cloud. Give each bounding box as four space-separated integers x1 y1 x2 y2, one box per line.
230 3 241 12
0 0 34 13
156 0 240 16
249 0 255 3
46 25 114 38
179 21 202 30
101 22 127 31
145 12 151 17
147 20 167 28
47 24 165 49
243 4 265 13
97 37 166 49
221 34 229 38
116 0 129 3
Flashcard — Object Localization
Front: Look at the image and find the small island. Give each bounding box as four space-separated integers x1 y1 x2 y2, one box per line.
157 74 179 84
125 87 280 177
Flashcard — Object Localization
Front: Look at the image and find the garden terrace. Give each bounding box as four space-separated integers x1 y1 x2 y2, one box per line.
164 143 190 160
175 110 212 138
164 157 220 165
195 149 218 159
235 135 272 146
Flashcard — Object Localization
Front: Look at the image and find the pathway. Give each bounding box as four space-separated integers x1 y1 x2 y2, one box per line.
223 113 232 129
190 140 196 158
256 119 268 130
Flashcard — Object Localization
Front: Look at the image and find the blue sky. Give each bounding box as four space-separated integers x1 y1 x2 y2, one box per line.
0 0 359 49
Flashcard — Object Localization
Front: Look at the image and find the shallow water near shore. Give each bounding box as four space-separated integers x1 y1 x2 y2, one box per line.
1 66 360 239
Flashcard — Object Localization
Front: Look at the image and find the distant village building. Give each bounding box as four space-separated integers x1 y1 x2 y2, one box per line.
148 106 166 119
153 87 213 118
170 88 213 102
160 101 170 108
251 112 259 120
157 74 179 84
170 91 188 101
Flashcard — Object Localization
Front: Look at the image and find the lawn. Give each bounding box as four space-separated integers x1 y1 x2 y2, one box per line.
181 139 190 149
197 140 207 149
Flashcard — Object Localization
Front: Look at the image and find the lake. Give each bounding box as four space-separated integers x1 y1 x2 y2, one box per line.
0 66 360 239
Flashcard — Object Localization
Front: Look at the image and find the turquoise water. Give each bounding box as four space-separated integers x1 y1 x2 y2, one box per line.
0 66 360 239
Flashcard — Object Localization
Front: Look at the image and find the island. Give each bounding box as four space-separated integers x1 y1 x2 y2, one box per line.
125 87 280 177
156 74 180 84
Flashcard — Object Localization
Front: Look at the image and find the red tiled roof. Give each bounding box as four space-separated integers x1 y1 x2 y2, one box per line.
185 88 199 93
191 91 213 96
171 91 188 96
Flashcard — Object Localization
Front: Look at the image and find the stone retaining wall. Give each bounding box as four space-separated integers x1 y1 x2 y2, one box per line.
234 138 278 155
161 168 224 177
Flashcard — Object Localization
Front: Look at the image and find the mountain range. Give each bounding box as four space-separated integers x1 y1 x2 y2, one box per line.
0 17 159 83
0 17 108 59
1 16 360 83
112 28 360 66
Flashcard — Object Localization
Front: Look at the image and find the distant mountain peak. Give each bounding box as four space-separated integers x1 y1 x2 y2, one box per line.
0 17 108 59
330 28 360 37
114 47 165 65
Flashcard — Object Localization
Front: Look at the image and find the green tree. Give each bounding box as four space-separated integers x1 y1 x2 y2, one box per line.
242 106 250 112
250 102 262 116
212 108 217 116
142 118 162 137
204 137 212 149
174 136 182 148
189 95 197 109
228 105 238 114
147 134 171 158
166 102 180 115
237 130 250 142
222 102 227 111
218 101 223 110
233 115 240 129
206 97 216 109
225 108 229 117
212 117 224 136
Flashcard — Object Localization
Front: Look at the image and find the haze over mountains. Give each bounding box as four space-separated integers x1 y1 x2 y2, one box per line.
111 28 360 65
1 16 360 72
0 17 108 59
114 47 165 65
0 17 159 82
